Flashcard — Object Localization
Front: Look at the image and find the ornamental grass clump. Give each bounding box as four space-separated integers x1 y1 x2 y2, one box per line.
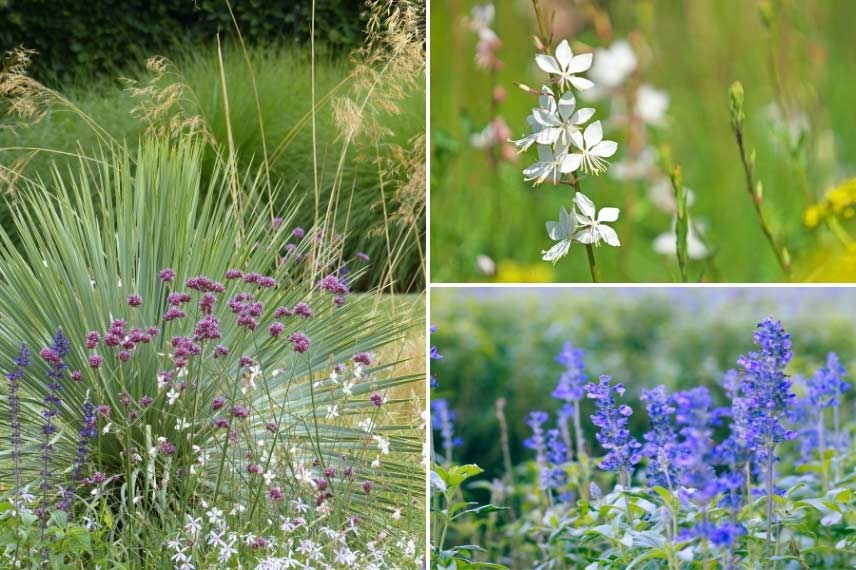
0 139 424 568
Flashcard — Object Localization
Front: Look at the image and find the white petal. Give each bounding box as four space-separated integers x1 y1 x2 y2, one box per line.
554 40 573 70
574 192 596 220
512 133 538 151
571 108 596 125
559 207 576 235
591 140 618 158
584 121 604 148
568 53 593 74
573 228 597 244
546 220 561 241
598 225 621 247
538 86 556 111
541 240 572 263
560 153 582 173
536 128 560 145
569 76 595 90
557 91 577 121
523 162 547 180
569 130 585 151
536 144 554 162
535 54 562 75
533 108 561 127
597 207 620 223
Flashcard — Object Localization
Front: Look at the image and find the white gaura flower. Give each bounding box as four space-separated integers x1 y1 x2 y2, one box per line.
532 91 596 149
522 145 581 185
535 40 593 91
573 192 621 247
636 84 670 126
513 87 594 151
541 207 576 264
588 40 637 89
166 387 180 405
570 121 618 175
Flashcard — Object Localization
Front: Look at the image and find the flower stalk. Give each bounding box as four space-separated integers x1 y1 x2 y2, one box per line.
728 81 791 280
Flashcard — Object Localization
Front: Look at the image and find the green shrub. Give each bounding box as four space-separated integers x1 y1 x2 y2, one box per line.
0 0 366 82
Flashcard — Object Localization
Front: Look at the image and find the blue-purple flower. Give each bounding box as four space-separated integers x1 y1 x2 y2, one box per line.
641 385 680 488
432 398 461 463
807 352 849 409
585 376 641 484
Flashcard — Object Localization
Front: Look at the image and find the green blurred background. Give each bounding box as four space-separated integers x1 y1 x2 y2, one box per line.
431 287 856 479
430 0 856 283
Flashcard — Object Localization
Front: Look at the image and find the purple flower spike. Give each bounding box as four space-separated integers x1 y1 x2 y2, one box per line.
585 375 641 485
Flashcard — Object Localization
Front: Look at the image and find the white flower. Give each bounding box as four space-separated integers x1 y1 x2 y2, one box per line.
19 485 36 504
184 515 202 537
102 422 113 435
475 254 496 276
371 456 381 468
373 434 390 455
588 40 637 89
166 388 180 405
653 219 710 259
636 84 670 126
522 145 580 185
206 507 223 525
175 418 192 431
535 40 594 91
392 508 402 521
572 192 621 247
326 405 340 419
541 207 576 264
359 418 375 433
513 87 594 152
569 121 618 175
263 471 276 486
343 380 354 396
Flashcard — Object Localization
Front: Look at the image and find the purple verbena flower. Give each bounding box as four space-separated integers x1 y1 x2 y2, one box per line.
288 332 310 354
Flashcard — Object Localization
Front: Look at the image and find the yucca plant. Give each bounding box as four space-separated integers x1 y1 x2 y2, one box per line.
0 139 424 567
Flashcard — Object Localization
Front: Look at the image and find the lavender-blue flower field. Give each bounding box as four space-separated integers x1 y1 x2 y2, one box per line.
430 290 856 570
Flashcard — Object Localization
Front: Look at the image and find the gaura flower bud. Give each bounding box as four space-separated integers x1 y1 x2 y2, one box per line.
728 81 745 132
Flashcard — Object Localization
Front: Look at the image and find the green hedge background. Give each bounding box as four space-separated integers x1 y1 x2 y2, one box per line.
0 0 365 82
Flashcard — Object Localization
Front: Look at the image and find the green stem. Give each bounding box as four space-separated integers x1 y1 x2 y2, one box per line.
530 0 551 51
585 244 601 283
734 129 791 280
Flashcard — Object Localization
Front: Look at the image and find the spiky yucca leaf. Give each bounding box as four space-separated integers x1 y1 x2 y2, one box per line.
0 139 423 531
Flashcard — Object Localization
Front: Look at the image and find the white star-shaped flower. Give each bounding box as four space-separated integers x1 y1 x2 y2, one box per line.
541 206 576 264
573 192 621 247
569 121 617 175
535 40 594 91
531 90 595 149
